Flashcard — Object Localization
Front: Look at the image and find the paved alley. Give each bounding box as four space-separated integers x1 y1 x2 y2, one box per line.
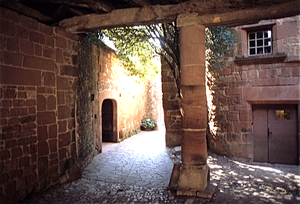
19 129 300 204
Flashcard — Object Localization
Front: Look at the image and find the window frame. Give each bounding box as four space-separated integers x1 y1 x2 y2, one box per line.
248 29 273 56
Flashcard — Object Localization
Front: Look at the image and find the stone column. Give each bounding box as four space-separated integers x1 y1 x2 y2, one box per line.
177 17 210 197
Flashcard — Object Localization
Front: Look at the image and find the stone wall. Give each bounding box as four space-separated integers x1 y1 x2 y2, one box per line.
207 15 300 160
0 8 80 204
161 61 181 147
97 46 163 145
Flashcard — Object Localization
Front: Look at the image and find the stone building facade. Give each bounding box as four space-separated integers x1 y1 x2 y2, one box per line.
207 15 300 164
162 15 300 165
0 7 162 203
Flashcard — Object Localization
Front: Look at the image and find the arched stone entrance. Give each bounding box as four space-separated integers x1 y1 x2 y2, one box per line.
101 99 118 142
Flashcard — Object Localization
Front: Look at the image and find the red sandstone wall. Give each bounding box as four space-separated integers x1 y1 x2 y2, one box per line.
207 16 300 160
97 46 162 143
0 8 79 203
161 61 182 147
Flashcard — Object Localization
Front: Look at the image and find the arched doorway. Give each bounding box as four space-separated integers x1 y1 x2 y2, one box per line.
102 99 117 142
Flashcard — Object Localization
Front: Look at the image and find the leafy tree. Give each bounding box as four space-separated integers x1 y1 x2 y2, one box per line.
89 24 236 94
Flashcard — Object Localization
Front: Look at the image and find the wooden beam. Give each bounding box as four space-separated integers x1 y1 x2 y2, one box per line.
85 0 115 13
177 1 300 27
59 0 300 33
0 0 53 22
129 0 151 6
17 0 115 13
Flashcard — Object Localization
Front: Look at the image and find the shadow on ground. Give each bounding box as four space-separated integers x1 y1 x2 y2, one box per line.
18 129 300 204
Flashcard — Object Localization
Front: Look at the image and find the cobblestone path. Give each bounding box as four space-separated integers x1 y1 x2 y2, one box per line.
19 129 300 204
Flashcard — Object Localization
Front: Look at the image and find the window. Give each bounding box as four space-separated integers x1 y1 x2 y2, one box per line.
248 30 272 55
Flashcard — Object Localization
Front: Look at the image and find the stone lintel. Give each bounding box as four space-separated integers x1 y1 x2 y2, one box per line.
177 13 202 28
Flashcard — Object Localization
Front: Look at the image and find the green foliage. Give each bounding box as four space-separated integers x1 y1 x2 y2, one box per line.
86 31 105 47
206 26 236 71
87 25 236 92
141 118 157 131
102 27 160 79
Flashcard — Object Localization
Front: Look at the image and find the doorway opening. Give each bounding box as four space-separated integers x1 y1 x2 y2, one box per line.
102 99 117 142
253 104 299 165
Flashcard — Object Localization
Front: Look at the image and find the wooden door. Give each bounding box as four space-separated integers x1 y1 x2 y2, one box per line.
253 105 298 165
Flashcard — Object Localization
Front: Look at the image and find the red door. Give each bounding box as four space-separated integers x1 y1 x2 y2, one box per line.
253 105 298 165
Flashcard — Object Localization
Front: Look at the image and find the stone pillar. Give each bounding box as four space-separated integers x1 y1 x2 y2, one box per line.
177 19 210 197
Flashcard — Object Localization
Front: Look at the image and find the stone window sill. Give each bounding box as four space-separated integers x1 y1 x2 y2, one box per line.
235 53 287 65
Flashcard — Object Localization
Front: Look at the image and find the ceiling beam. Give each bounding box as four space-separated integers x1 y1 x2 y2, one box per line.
128 0 151 6
177 0 300 27
16 0 115 13
84 0 115 13
59 0 300 33
0 0 53 22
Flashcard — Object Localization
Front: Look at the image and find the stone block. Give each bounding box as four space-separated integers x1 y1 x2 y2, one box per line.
44 72 55 87
58 105 72 119
179 25 205 45
37 95 46 111
15 25 29 39
0 66 41 86
49 139 57 153
6 37 19 52
58 132 71 148
180 44 205 66
37 111 56 125
57 76 70 90
181 130 207 165
181 85 206 106
43 46 56 59
20 15 38 30
39 23 53 36
47 95 56 111
1 8 20 23
58 120 67 133
3 51 23 67
55 37 67 49
60 65 79 77
177 164 209 194
19 39 34 55
29 30 45 44
11 147 22 159
48 124 57 139
34 44 43 56
23 56 55 71
10 108 27 117
165 131 182 147
0 19 15 37
45 36 55 48
37 126 48 142
38 141 49 157
182 105 207 129
276 19 299 39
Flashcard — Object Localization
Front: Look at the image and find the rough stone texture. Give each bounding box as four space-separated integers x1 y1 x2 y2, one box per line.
207 15 300 162
97 45 163 145
17 131 300 204
161 61 182 147
0 7 79 204
177 24 209 196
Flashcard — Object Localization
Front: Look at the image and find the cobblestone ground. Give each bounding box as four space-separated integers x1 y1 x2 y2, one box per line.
19 129 300 204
